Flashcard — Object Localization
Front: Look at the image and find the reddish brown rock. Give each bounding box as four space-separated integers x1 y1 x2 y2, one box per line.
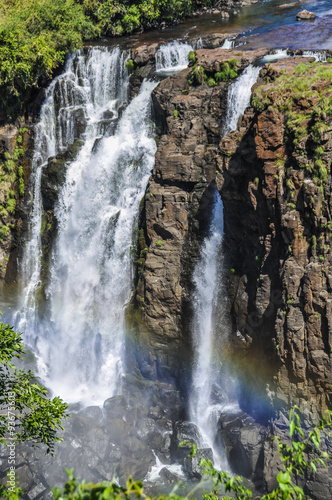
195 48 267 74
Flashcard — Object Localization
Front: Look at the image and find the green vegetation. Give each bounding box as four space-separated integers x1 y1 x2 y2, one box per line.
0 0 217 119
125 58 135 73
173 109 179 118
0 129 27 245
156 239 163 247
188 59 238 87
252 60 332 222
0 317 69 458
188 50 196 64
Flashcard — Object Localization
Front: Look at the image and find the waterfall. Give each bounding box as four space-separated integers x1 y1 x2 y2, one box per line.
189 192 227 467
221 38 235 49
15 48 129 346
261 49 289 63
155 41 193 75
302 50 327 62
14 47 158 406
223 64 261 136
190 63 261 466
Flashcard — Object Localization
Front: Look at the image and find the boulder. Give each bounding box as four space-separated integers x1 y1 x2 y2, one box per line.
183 448 214 479
296 10 316 20
159 467 182 484
171 421 203 460
218 410 268 478
132 43 159 67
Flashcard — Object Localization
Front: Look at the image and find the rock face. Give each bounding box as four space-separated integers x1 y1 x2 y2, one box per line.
127 48 265 388
215 57 332 419
128 52 332 498
0 124 33 305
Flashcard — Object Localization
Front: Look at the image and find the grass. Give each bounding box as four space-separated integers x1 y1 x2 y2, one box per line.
252 60 332 194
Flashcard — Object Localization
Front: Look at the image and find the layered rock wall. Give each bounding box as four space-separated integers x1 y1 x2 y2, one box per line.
128 48 266 390
216 58 332 418
0 124 33 306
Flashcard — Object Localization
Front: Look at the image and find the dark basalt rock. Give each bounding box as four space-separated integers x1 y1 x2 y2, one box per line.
159 467 182 484
184 448 214 479
218 409 268 479
171 421 203 460
41 139 84 211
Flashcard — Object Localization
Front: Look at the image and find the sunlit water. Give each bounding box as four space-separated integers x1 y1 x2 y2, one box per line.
189 63 261 468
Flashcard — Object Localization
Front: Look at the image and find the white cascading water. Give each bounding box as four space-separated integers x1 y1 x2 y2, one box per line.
223 64 261 136
222 38 235 49
190 64 261 467
189 192 227 468
15 48 129 345
155 41 193 75
261 49 289 63
302 50 327 62
14 46 158 405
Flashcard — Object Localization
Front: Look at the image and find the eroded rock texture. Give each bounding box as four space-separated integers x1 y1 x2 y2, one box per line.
128 49 265 390
216 57 332 418
0 124 33 305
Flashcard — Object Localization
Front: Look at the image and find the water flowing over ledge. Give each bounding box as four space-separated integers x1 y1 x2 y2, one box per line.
14 47 158 406
189 63 261 467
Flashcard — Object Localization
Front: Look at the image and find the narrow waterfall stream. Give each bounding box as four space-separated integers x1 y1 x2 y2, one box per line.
223 64 261 136
13 42 192 407
189 64 261 467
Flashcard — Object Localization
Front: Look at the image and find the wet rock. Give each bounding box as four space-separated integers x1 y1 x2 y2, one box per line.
195 48 267 74
72 107 87 138
194 32 239 49
219 410 268 478
183 448 213 479
171 421 202 460
132 43 159 67
296 10 316 20
159 466 182 484
27 483 46 500
41 139 84 211
103 395 128 419
0 124 18 156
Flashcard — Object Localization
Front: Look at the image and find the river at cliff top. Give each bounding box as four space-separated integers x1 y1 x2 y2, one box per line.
88 0 332 51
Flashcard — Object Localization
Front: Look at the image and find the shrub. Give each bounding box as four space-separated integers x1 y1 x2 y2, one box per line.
188 50 196 63
125 58 134 73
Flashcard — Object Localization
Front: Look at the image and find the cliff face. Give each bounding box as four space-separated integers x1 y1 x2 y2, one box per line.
0 124 33 305
130 53 332 420
216 57 332 418
128 48 266 390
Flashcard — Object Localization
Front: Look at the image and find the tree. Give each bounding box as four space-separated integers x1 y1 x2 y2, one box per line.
0 317 69 497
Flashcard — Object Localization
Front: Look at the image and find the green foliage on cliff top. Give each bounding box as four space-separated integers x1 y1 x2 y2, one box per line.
0 0 215 119
252 61 332 189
